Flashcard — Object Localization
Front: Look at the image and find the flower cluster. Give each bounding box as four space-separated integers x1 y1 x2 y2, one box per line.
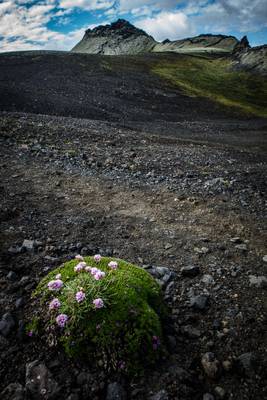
47 279 63 291
76 290 86 303
49 298 61 310
47 255 119 328
56 314 68 328
93 298 104 309
108 261 118 270
74 262 86 272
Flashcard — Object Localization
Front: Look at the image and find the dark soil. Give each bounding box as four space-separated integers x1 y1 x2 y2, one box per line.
0 51 266 400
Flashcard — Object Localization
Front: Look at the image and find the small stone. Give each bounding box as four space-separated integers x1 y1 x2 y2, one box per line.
235 244 247 251
166 335 177 351
203 394 214 400
76 371 92 386
0 313 15 337
194 247 210 254
263 255 267 263
7 271 18 281
0 335 9 350
201 274 215 285
182 325 201 338
236 352 257 376
106 382 126 400
22 239 36 252
214 386 225 399
181 265 200 277
249 275 267 288
165 243 173 250
150 390 169 400
190 294 209 311
15 297 25 309
230 237 242 244
222 360 232 371
25 360 60 399
8 245 23 255
0 383 25 400
201 352 220 379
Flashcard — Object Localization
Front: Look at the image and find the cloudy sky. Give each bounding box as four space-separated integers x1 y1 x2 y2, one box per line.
0 0 266 52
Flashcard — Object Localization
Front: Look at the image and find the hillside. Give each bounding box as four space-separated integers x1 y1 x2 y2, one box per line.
0 39 266 400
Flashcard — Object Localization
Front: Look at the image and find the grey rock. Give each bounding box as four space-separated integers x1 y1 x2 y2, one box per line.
190 294 209 311
236 352 257 376
214 386 225 399
76 371 92 386
22 239 36 252
203 394 215 400
15 297 25 309
0 383 25 400
201 274 215 285
249 275 267 288
106 382 127 400
150 390 169 400
230 237 242 243
0 313 15 337
181 265 200 277
263 255 267 263
7 271 18 281
0 335 9 350
25 360 60 399
235 244 247 251
182 325 201 338
8 245 23 255
201 352 220 379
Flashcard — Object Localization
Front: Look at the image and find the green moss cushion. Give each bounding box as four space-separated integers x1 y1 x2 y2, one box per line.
29 256 166 373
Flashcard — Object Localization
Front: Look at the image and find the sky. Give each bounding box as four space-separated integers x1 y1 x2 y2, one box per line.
0 0 267 52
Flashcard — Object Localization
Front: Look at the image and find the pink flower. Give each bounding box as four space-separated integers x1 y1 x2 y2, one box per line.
74 262 86 272
94 254 102 262
94 271 105 280
27 331 33 337
56 314 68 328
85 266 92 272
93 298 104 309
49 298 61 310
75 255 84 261
108 261 118 270
90 267 99 276
55 273 61 279
47 279 63 291
76 291 86 303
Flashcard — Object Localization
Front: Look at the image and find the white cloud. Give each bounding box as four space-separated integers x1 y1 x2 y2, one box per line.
59 0 114 11
136 10 193 41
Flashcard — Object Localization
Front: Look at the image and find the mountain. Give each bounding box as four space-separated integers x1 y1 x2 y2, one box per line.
153 34 238 53
71 19 239 55
232 36 267 76
72 19 156 55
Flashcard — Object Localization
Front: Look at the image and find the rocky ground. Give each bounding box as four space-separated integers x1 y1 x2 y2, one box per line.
0 111 266 400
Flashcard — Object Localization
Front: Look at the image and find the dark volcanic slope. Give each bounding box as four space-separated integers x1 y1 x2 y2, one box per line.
0 51 266 149
0 51 224 121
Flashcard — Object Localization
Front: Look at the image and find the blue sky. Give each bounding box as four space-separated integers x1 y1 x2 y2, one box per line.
0 0 266 52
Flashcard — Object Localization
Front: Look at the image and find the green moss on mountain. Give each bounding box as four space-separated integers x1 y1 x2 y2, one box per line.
152 55 267 117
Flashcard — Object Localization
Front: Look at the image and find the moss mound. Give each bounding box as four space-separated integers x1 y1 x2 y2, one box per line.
29 256 166 374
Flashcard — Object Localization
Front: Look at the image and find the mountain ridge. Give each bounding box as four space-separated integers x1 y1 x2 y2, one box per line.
72 19 239 55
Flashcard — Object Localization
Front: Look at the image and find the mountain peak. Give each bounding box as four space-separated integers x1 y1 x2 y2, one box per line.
85 19 152 40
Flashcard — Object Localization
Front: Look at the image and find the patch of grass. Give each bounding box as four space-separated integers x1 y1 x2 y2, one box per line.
152 56 267 117
30 257 166 375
